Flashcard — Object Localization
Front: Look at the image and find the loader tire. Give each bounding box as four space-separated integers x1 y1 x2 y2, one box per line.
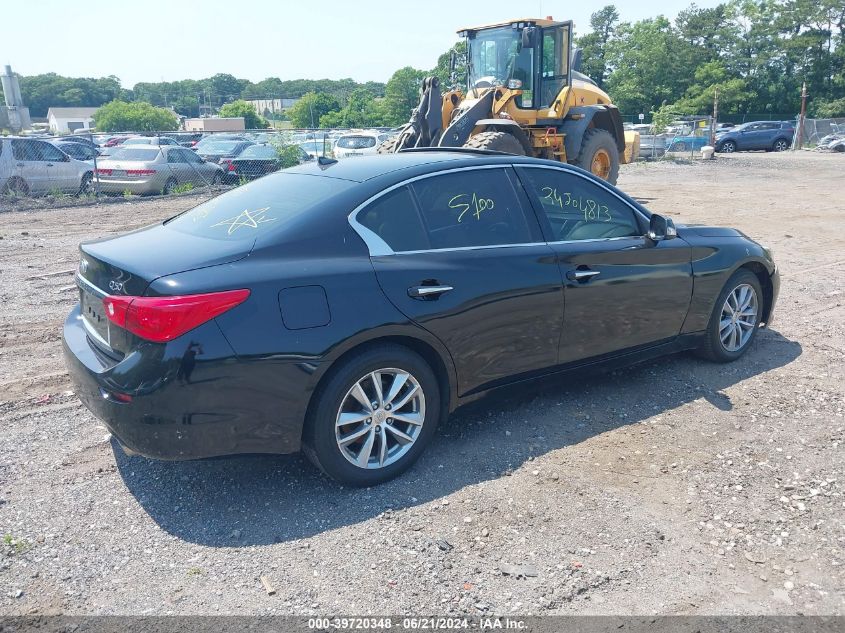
377 136 404 154
573 128 620 185
463 131 525 155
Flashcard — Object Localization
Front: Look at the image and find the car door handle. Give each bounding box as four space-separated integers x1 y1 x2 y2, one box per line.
408 285 453 299
566 270 601 282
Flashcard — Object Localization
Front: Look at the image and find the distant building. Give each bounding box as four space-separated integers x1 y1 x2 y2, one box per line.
245 98 299 116
47 107 98 134
1 65 31 133
183 117 246 132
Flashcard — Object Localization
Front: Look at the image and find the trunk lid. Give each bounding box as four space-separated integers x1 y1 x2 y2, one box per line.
76 222 254 356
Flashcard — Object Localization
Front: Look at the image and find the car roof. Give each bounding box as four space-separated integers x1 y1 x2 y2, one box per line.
283 150 585 183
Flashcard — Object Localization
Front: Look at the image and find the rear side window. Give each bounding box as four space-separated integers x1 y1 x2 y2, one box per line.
166 173 355 240
411 168 532 249
359 186 428 252
518 167 642 241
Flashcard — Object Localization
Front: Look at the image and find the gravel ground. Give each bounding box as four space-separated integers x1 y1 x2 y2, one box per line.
0 152 843 616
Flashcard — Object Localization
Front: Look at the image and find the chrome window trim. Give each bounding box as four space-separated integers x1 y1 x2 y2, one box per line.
76 273 107 298
347 162 651 256
75 274 112 348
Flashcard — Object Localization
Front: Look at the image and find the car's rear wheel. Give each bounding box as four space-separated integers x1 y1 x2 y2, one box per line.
3 177 29 196
718 140 737 153
210 172 222 185
78 172 94 196
671 141 687 152
773 138 790 152
696 269 763 362
302 344 441 486
162 177 177 195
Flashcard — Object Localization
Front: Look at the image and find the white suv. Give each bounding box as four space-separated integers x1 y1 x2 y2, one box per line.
333 131 391 159
1 137 93 196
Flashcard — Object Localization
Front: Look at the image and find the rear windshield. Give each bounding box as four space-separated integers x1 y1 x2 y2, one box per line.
200 141 243 154
337 136 377 149
165 173 355 240
238 145 277 159
124 138 153 145
106 148 160 161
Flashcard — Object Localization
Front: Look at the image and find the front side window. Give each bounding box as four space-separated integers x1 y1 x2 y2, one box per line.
411 168 532 249
519 167 642 241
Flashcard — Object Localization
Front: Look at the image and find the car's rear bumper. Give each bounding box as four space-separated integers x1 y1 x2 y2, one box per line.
62 305 310 460
96 177 165 196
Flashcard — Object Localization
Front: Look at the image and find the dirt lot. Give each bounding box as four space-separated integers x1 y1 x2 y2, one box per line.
1 152 843 616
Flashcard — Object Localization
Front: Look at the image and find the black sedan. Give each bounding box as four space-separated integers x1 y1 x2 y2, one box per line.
62 150 779 486
224 143 312 182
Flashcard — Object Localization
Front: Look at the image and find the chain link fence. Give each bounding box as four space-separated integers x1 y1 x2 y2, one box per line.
798 118 845 148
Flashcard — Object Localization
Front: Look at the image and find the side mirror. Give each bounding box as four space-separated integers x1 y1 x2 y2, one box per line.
521 26 538 49
571 48 583 73
648 214 677 241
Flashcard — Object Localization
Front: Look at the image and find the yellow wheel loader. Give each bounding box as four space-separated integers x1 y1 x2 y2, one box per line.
379 18 638 184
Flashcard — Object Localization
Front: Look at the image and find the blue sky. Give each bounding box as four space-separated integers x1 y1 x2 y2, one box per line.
4 0 722 87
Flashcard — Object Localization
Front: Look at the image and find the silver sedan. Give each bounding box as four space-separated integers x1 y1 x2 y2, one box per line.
95 145 224 195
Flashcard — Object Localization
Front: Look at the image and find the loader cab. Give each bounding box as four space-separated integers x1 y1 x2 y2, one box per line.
460 19 572 111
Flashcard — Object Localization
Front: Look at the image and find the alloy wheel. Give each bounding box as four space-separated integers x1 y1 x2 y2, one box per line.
719 283 759 352
721 141 736 153
774 139 789 152
335 368 425 469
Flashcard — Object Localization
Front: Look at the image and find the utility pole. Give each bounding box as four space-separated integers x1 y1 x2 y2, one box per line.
796 82 808 150
710 87 719 146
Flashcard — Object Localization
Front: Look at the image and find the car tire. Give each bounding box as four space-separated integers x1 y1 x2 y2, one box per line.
696 269 763 363
671 141 687 152
302 344 441 486
463 131 526 155
3 177 30 196
572 128 620 185
772 138 790 152
78 172 94 196
211 172 222 185
718 140 737 153
162 177 177 195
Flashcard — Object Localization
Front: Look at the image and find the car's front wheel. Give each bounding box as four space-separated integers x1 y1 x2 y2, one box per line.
303 344 441 486
696 269 763 362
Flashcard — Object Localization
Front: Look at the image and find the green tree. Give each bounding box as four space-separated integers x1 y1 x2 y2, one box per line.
93 100 178 132
219 99 268 129
319 88 385 128
287 92 341 128
431 41 467 91
382 67 427 126
577 6 620 88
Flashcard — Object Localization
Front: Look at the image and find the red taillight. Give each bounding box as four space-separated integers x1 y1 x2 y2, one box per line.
95 168 113 176
227 162 236 171
126 169 156 176
103 289 250 343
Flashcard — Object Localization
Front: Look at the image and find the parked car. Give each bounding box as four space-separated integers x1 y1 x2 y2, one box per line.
298 139 332 159
195 139 254 166
63 150 779 486
333 131 391 159
123 136 181 147
102 136 130 148
192 134 246 154
1 137 93 195
60 134 99 151
53 140 99 163
827 137 845 152
167 132 204 148
715 121 795 153
225 143 311 182
94 145 223 195
666 130 711 152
